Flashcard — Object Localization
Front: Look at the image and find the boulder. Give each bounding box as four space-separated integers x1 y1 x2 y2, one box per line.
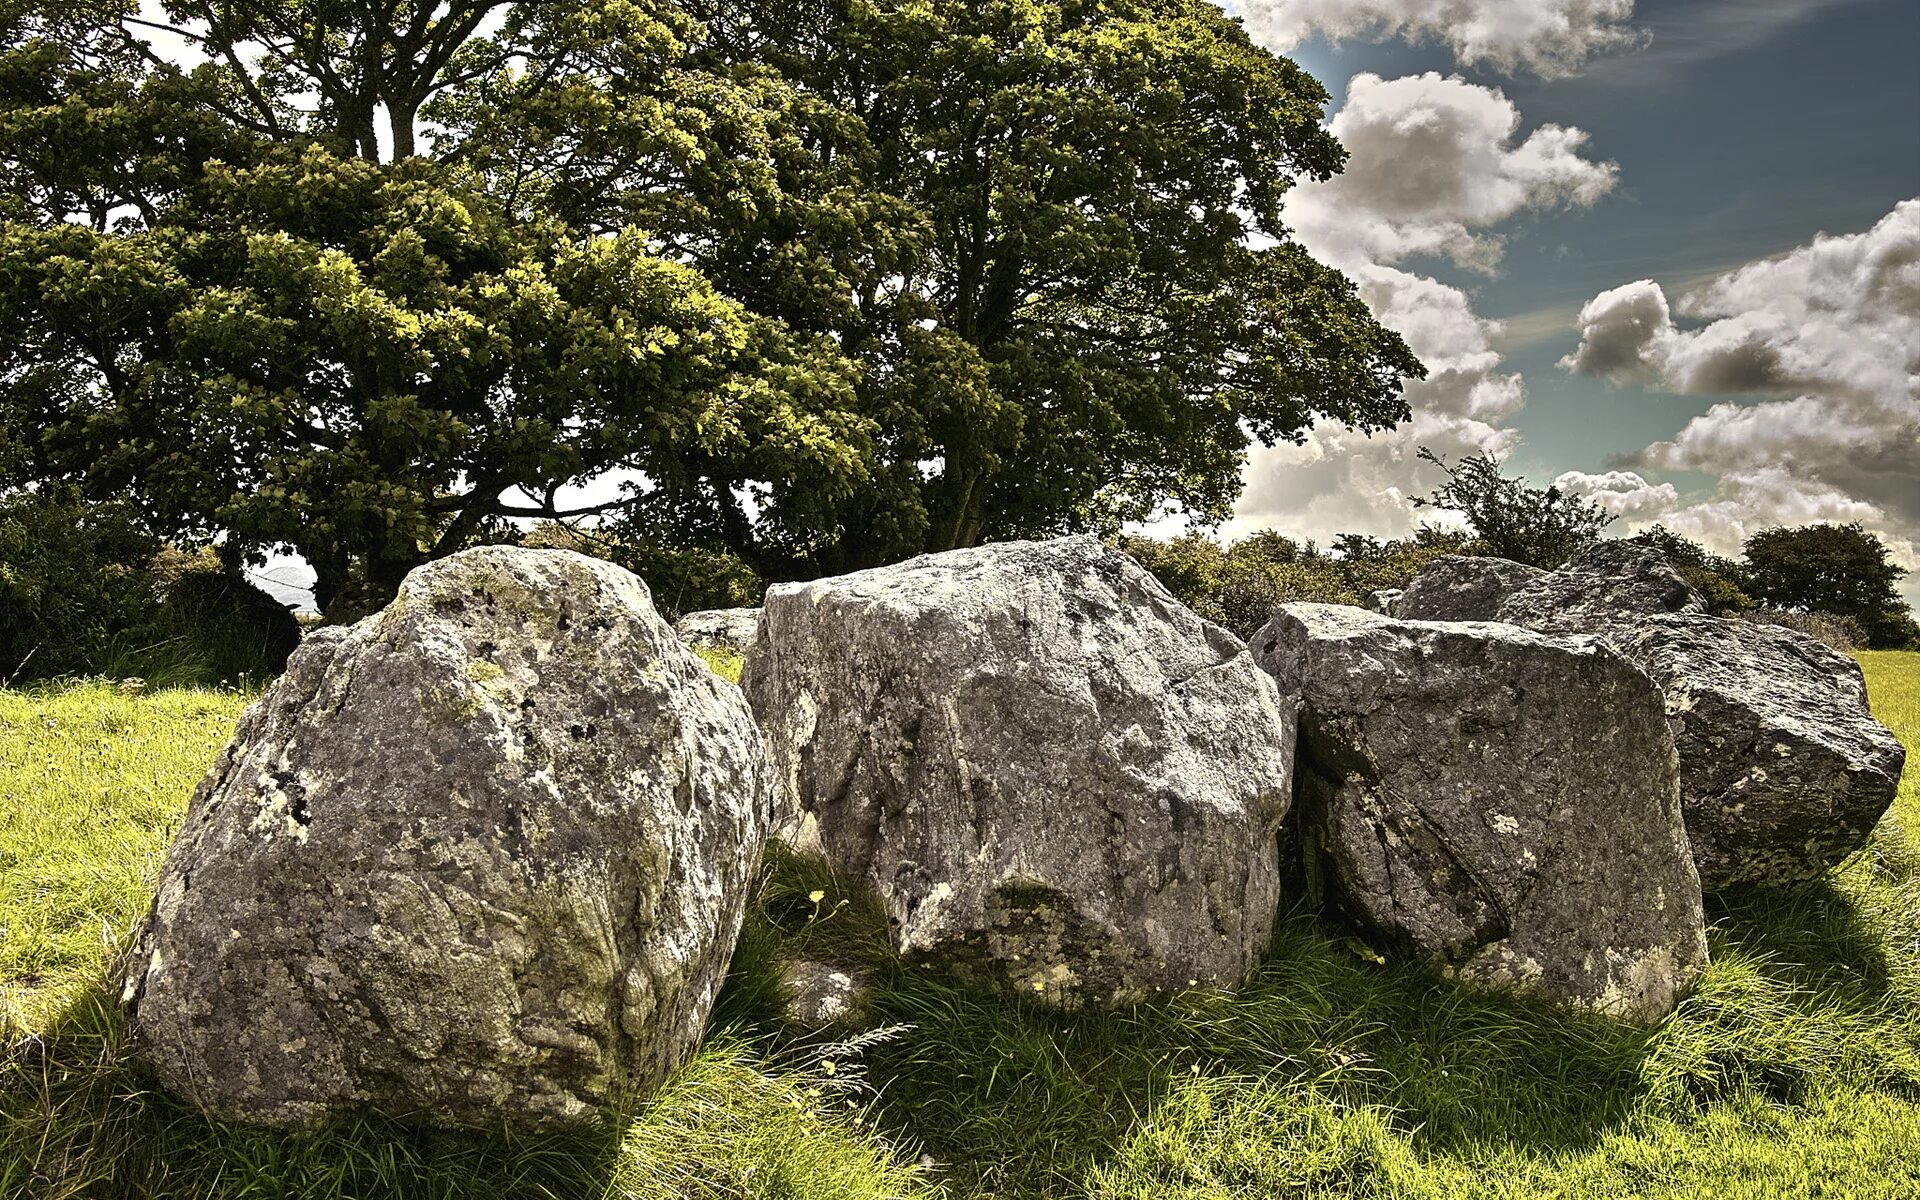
1391 555 1547 621
1495 541 1708 628
1252 604 1707 1021
1600 615 1905 888
1363 589 1403 615
740 536 1296 1009
1399 545 1906 888
674 607 762 658
121 547 775 1129
780 958 874 1030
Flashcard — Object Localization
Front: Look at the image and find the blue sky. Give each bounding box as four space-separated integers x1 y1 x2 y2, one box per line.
1220 0 1920 607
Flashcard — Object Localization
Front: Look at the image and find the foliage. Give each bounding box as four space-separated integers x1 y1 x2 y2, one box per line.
0 491 161 682
1412 448 1615 569
0 0 875 620
0 492 295 684
2 656 1920 1195
0 0 1423 620
1741 608 1867 653
670 0 1425 575
1745 524 1920 650
1116 527 1473 636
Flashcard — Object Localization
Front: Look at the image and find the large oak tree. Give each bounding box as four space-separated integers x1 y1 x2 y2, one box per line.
0 0 1420 617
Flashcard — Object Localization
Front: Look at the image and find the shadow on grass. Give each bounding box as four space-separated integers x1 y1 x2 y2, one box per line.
8 839 1914 1200
721 838 1920 1200
0 984 625 1200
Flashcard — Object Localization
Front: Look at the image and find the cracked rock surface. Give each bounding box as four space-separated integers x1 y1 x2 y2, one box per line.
1253 604 1708 1022
1399 544 1905 888
741 536 1296 1009
121 547 775 1129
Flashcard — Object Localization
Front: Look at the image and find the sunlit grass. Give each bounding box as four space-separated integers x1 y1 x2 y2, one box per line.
2 653 1917 1197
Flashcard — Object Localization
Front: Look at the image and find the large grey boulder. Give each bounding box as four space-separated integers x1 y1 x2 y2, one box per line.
1600 616 1905 888
1496 541 1708 628
741 536 1296 1009
1398 545 1905 888
1391 555 1547 621
121 547 775 1129
1252 604 1708 1021
674 607 761 658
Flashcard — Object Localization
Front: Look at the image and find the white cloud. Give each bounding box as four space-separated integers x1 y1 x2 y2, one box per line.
1554 469 1681 522
1559 200 1920 606
1236 0 1643 77
1227 74 1614 542
1288 73 1618 272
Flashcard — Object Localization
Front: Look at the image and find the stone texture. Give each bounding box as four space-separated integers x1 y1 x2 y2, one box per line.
1599 615 1906 888
1390 555 1547 621
1252 604 1707 1021
121 547 775 1129
741 536 1296 1009
1495 541 1708 628
1399 544 1906 888
780 958 874 1030
674 607 762 657
1363 589 1403 615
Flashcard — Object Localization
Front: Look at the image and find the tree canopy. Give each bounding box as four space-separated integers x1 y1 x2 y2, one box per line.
0 0 1421 617
1744 523 1918 650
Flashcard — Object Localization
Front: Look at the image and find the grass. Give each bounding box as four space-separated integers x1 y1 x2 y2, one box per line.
1 654 1917 1198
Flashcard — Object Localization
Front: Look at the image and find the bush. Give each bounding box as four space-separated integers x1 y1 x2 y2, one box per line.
0 493 299 685
0 493 162 682
1741 609 1867 652
1115 529 1476 638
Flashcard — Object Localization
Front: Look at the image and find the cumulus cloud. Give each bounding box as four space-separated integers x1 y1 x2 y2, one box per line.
1237 0 1643 77
1553 469 1681 522
1227 74 1614 541
1287 73 1618 272
1558 201 1920 604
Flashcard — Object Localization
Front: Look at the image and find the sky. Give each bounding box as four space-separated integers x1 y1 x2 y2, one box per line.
249 0 1920 611
1219 0 1920 610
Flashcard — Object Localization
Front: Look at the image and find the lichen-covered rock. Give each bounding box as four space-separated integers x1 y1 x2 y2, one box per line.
780 958 874 1030
1400 546 1905 888
120 547 775 1130
1495 541 1707 628
674 607 762 657
1363 589 1403 615
1598 615 1905 888
1252 604 1707 1021
741 536 1296 1009
1391 555 1547 621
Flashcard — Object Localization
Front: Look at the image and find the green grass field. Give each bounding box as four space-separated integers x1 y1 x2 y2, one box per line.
2 654 1917 1199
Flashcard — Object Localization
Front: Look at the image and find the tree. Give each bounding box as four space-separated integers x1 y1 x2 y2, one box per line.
646 0 1424 573
2 0 1423 617
1744 524 1919 650
1412 448 1613 569
0 0 874 617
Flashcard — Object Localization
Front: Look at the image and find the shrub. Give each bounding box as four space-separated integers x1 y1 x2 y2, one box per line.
1116 529 1476 638
0 492 298 684
1740 609 1866 652
0 492 162 682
